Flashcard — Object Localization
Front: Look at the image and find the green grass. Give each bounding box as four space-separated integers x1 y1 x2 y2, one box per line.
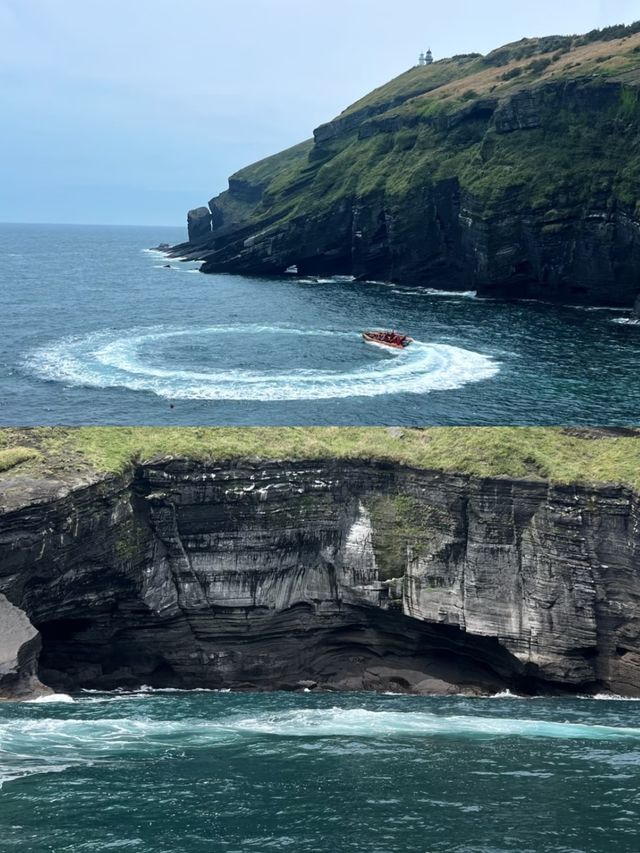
0 447 42 473
245 69 640 239
3 428 640 490
337 56 483 120
211 25 640 244
231 140 313 187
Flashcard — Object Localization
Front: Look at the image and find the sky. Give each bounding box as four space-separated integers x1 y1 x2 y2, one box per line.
0 0 638 226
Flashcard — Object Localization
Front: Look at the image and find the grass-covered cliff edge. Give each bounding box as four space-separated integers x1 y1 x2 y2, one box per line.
2 426 640 489
177 22 640 305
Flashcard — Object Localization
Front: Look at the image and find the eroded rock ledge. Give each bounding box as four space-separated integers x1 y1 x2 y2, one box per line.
1 458 639 698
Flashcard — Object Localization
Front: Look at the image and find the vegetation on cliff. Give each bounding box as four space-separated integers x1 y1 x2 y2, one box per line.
246 25 640 223
3 428 640 489
230 27 640 223
183 22 640 303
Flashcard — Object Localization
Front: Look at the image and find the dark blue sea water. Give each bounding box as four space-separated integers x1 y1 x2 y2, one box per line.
2 222 640 425
2 690 640 853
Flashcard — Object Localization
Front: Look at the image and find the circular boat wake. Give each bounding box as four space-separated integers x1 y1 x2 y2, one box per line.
25 325 499 401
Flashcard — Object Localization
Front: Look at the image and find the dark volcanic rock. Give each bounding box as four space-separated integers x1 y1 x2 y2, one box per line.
2 459 640 696
187 207 212 243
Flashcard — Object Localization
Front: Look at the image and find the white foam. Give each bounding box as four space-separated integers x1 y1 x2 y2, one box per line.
589 693 640 702
613 317 640 326
0 764 73 790
25 325 499 402
392 288 478 299
581 306 631 313
227 708 640 740
142 248 190 262
26 693 75 704
1 706 637 788
294 276 355 285
4 708 637 745
489 689 522 699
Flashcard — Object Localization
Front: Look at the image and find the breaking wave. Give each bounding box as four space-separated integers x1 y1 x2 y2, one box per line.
391 288 478 299
3 708 639 755
613 317 640 326
26 693 75 705
24 325 499 401
3 705 639 788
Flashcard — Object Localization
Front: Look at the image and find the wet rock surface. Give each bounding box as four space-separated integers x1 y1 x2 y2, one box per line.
1 459 639 697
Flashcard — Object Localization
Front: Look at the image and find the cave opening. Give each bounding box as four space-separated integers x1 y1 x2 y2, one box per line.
33 615 185 692
37 617 93 643
29 603 571 696
316 609 545 695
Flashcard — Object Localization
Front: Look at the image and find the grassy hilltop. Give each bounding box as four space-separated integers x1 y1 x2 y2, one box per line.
232 23 640 222
185 22 640 303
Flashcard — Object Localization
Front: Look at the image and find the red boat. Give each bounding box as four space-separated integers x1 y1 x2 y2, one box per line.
362 330 414 350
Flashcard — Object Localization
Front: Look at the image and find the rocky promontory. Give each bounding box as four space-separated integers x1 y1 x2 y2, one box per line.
173 23 640 305
2 427 640 698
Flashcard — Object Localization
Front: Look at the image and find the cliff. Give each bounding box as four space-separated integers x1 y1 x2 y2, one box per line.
1 427 640 698
176 23 640 305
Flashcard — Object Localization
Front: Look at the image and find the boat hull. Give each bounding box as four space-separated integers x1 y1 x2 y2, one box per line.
362 333 412 350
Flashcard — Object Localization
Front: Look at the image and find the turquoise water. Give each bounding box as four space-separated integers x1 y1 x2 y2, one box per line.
2 222 640 425
2 690 640 852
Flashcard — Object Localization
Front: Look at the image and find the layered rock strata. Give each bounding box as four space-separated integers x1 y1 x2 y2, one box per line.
1 458 639 697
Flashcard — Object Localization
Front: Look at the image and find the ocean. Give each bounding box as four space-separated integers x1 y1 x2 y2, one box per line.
1 222 640 426
2 690 640 852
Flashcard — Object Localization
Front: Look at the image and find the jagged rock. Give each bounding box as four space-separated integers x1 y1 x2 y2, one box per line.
2 459 640 696
187 207 212 243
0 595 49 700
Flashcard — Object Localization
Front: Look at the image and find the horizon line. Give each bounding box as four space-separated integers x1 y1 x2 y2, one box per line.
0 221 185 229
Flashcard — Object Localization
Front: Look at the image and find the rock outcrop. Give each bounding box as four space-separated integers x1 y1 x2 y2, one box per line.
174 25 640 306
187 207 212 244
0 594 49 700
2 457 640 697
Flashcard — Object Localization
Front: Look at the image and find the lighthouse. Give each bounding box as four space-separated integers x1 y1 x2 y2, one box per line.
425 48 433 65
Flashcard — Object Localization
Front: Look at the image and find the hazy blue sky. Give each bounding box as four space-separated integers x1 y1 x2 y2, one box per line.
0 0 637 226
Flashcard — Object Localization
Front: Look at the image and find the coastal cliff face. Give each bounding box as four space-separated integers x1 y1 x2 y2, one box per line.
177 26 640 305
2 457 639 697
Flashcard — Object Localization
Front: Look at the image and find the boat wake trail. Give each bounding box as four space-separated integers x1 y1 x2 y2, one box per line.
24 325 499 401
